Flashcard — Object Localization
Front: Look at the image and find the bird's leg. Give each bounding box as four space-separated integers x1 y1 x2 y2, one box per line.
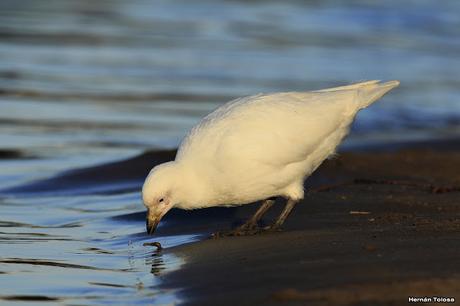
212 199 274 238
265 198 298 231
236 199 274 232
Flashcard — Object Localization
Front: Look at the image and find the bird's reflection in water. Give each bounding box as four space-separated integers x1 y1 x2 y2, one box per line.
143 235 196 277
146 250 165 276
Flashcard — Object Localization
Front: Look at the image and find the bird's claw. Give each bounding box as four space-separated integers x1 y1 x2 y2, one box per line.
262 225 283 232
211 224 282 239
211 227 260 238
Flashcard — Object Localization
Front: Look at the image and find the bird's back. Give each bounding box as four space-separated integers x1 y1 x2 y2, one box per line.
176 80 399 205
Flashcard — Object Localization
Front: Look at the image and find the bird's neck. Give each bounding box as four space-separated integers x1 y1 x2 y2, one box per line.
173 162 213 209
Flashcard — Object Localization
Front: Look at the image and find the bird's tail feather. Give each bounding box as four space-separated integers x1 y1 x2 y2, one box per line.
356 80 400 109
315 80 380 92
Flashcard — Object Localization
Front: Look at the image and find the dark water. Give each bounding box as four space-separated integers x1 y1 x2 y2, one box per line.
0 0 459 304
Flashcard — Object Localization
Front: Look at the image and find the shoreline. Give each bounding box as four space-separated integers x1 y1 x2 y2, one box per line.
157 139 460 305
3 137 459 305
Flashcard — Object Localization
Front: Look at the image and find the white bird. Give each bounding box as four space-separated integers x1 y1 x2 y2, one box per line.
143 80 400 235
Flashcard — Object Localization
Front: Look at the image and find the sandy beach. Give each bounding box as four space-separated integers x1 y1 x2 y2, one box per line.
152 139 460 305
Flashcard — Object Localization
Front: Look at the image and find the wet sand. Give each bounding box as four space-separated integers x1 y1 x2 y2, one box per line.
4 139 459 305
159 140 460 306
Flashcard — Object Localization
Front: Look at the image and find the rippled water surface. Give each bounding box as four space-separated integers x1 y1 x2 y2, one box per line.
1 0 459 304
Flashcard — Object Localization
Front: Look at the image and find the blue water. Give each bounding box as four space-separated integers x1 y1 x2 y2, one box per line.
0 0 459 304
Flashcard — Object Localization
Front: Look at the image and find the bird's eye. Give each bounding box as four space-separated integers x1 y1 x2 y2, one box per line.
158 198 164 203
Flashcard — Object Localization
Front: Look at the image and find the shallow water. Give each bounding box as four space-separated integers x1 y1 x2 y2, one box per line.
0 0 459 304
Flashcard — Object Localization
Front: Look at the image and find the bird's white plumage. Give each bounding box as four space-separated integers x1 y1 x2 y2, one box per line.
143 80 399 211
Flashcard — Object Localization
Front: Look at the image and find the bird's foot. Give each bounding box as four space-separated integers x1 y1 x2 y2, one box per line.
211 229 258 238
211 225 263 238
211 224 282 239
262 224 283 232
211 229 259 239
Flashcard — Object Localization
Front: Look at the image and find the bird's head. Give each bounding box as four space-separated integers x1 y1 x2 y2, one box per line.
142 161 179 235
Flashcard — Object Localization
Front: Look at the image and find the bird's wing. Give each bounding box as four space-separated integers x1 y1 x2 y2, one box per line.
177 89 356 170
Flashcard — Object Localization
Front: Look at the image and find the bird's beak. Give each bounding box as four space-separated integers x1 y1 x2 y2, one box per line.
146 207 170 235
146 210 160 235
146 217 160 235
